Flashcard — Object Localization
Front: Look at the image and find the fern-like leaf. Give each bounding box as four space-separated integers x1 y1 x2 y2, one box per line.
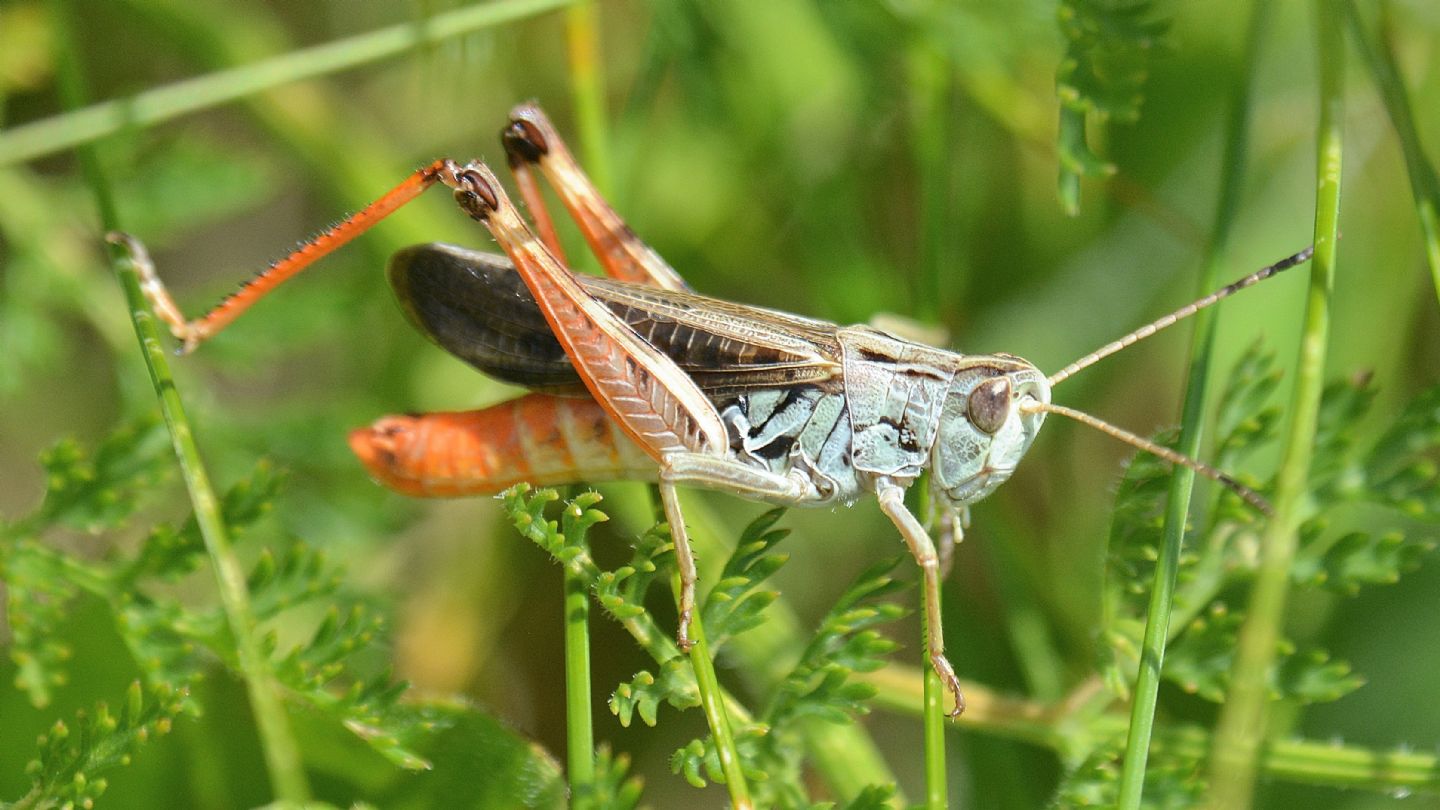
1055 0 1169 212
767 557 907 727
18 682 189 808
29 413 172 534
575 744 645 809
1163 603 1363 704
609 656 700 728
700 507 789 648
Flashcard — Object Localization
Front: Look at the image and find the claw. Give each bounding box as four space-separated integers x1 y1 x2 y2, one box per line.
676 608 694 653
931 653 966 717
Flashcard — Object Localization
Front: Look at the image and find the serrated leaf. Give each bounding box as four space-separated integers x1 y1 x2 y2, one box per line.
1163 603 1242 702
837 784 899 810
766 557 908 728
700 508 790 647
1056 0 1168 122
248 541 344 622
575 744 644 810
117 595 210 694
21 682 189 808
1300 530 1435 595
1364 383 1440 515
596 523 671 622
1275 647 1364 704
3 538 83 707
670 726 769 789
33 413 171 533
1052 742 1205 809
609 656 699 728
1309 375 1379 502
499 484 604 569
1166 604 1364 705
122 460 286 586
1055 0 1168 211
1214 341 1284 465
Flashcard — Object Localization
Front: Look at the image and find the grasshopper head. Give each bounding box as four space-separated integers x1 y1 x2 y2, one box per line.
931 356 1050 506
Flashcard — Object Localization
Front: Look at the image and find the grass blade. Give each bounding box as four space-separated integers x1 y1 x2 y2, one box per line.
46 0 309 801
1342 0 1440 308
1205 1 1344 806
0 0 573 167
1116 2 1270 806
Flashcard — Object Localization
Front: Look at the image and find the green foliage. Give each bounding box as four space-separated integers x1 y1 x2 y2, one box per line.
5 0 1440 805
700 508 788 648
16 682 189 810
0 418 470 804
501 485 607 571
31 413 171 535
501 488 907 805
1054 740 1204 809
574 744 644 810
669 547 907 806
764 557 906 726
1091 342 1440 800
609 656 698 728
594 522 670 622
1056 0 1169 211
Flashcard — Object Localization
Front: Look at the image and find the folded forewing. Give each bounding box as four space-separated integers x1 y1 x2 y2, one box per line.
389 243 845 398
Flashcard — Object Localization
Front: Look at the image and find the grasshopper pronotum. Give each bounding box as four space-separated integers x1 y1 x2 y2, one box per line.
114 102 1309 716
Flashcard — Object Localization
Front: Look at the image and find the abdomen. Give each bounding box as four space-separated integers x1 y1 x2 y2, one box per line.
349 392 657 497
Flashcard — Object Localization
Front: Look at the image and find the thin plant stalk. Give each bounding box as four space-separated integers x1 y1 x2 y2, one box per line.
1341 0 1440 308
864 664 1440 795
662 493 905 804
922 612 947 809
673 569 754 810
0 0 573 167
1205 2 1344 807
558 9 611 793
908 39 951 807
46 0 309 802
562 528 595 803
1116 2 1269 806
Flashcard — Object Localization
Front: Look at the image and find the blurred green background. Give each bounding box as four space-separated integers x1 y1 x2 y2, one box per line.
1 0 1437 807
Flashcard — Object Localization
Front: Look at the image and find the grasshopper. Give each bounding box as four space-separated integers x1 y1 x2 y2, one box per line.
114 102 1309 716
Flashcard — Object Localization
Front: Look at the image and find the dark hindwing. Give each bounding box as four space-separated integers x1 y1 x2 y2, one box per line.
388 243 844 398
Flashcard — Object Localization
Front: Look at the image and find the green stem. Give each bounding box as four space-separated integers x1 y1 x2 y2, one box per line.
47 0 309 802
1342 0 1440 308
558 10 609 795
563 559 596 805
1206 2 1343 807
865 666 1440 795
1116 3 1269 807
0 0 573 167
631 489 903 803
675 570 753 810
922 610 947 809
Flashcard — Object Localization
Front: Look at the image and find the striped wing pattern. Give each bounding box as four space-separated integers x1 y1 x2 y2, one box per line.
388 242 846 402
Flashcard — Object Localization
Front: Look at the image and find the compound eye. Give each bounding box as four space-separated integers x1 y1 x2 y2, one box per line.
967 377 1012 435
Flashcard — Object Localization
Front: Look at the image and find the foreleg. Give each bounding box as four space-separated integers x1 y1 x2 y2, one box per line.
876 480 965 716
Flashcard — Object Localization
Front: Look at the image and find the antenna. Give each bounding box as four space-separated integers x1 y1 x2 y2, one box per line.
1047 246 1313 388
1020 400 1273 515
